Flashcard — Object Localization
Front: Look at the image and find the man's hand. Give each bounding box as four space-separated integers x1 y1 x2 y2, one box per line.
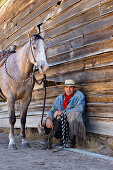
54 110 62 119
46 118 53 130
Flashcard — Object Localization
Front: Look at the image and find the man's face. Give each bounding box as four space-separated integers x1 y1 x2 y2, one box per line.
64 86 75 96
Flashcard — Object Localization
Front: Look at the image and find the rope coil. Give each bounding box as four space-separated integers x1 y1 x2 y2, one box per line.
61 112 68 147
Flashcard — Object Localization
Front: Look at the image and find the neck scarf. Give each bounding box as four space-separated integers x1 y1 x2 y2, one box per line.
62 92 74 110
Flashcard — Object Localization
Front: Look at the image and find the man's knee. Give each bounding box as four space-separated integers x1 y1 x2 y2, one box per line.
67 111 83 124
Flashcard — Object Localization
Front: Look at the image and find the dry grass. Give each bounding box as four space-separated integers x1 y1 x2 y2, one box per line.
0 128 10 134
108 141 113 151
87 136 100 152
0 128 106 153
26 128 40 140
86 134 105 152
0 127 41 140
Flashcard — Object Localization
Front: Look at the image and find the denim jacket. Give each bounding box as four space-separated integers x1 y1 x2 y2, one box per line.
47 90 86 123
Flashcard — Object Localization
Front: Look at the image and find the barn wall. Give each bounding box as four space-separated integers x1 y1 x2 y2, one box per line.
0 0 113 136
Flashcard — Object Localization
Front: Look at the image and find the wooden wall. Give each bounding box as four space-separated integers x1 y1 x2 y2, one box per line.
0 0 113 136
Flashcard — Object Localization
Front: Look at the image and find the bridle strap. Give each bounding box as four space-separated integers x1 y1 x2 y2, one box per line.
30 39 36 63
30 37 47 124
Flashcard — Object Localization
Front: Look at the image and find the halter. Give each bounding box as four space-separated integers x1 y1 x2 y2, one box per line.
30 39 36 63
30 35 45 68
4 36 43 83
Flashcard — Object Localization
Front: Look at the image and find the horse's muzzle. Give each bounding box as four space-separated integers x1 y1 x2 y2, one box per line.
39 63 49 74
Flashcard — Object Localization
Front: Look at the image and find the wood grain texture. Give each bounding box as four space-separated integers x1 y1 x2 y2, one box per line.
0 0 113 136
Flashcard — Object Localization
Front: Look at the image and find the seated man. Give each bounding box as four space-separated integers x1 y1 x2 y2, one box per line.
45 79 86 148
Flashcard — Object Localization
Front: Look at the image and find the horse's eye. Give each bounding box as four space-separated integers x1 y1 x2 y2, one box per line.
33 47 36 50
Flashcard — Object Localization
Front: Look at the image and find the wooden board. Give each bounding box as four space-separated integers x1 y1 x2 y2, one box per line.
0 0 113 137
86 117 113 136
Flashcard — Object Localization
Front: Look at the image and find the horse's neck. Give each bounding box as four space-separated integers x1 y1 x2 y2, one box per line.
16 42 33 77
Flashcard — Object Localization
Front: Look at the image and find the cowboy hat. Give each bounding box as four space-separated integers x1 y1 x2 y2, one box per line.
64 79 75 87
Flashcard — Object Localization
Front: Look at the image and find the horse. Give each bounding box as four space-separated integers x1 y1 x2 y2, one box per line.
0 30 48 149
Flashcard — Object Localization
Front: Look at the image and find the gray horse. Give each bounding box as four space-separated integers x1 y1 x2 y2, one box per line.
0 31 48 149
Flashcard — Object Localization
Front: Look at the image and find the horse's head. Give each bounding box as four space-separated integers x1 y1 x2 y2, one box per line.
28 31 49 74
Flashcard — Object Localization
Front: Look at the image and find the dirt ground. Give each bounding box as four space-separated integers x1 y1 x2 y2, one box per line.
0 133 113 170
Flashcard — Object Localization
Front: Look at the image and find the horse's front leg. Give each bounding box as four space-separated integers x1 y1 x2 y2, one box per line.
7 99 17 150
20 96 31 148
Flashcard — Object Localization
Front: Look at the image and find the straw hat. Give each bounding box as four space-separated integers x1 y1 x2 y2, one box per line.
64 79 75 87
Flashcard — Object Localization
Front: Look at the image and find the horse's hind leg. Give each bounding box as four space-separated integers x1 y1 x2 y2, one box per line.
7 99 17 150
20 96 31 148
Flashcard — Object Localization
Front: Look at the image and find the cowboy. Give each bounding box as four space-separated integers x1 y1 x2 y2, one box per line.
45 79 86 148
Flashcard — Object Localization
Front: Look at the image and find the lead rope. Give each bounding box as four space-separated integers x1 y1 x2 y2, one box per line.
34 73 47 126
41 74 46 127
61 111 68 148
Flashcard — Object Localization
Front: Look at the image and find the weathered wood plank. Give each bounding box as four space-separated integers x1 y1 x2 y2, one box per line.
0 0 112 49
46 38 113 65
0 0 46 25
44 5 100 41
86 95 113 103
32 84 113 104
82 11 113 35
0 0 31 25
35 50 113 83
48 66 113 83
1 114 113 136
0 0 102 49
42 1 100 32
0 0 113 137
0 0 46 42
0 114 45 128
32 86 64 100
1 1 113 51
83 25 113 45
0 0 59 48
100 0 113 15
44 25 113 57
44 7 113 42
86 112 113 118
82 81 113 95
86 104 113 114
35 64 113 85
84 50 113 69
86 117 113 136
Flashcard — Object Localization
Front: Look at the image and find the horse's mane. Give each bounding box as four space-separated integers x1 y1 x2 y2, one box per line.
33 34 44 40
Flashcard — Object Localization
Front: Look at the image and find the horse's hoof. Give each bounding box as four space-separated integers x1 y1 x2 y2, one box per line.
8 144 17 150
22 142 30 149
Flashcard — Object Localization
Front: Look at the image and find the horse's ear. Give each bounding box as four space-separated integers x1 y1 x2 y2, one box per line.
40 31 45 38
28 26 39 38
27 31 31 39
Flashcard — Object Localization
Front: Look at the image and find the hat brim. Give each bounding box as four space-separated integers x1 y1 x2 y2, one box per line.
61 84 76 87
